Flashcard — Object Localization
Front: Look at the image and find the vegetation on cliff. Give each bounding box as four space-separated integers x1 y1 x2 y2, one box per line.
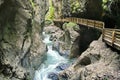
45 0 55 20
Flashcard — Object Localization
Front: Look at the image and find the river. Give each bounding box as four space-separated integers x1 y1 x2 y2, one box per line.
34 32 75 80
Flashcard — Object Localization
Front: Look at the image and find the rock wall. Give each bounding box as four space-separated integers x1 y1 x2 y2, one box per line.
53 0 62 18
0 0 47 80
54 0 102 19
103 0 120 28
59 37 120 80
79 0 102 19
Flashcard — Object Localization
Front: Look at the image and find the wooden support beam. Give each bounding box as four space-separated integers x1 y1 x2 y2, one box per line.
111 30 116 46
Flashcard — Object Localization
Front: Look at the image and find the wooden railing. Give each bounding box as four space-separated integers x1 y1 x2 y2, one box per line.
54 17 104 30
103 28 120 50
54 17 120 50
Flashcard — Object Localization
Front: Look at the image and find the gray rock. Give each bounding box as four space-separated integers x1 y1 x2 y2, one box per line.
56 63 70 71
44 23 80 58
48 72 59 80
0 0 47 79
59 37 120 80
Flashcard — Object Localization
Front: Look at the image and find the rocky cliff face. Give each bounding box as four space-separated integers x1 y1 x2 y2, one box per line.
0 0 47 80
53 0 62 18
54 0 102 19
100 0 120 28
81 0 102 19
108 0 120 28
59 37 120 80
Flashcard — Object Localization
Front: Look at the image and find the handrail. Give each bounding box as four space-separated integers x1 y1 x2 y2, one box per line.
54 17 104 30
54 17 120 50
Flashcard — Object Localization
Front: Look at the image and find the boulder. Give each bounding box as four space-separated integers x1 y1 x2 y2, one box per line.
56 63 70 71
45 22 80 58
59 36 120 80
48 72 59 80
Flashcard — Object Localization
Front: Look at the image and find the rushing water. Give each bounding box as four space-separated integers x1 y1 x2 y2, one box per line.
34 32 74 80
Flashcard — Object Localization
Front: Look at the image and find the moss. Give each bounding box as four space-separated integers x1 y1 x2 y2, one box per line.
63 22 79 31
4 22 16 41
45 20 53 26
66 22 77 27
45 0 55 20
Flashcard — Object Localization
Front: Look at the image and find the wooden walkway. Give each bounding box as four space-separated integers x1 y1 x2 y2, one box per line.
54 17 120 50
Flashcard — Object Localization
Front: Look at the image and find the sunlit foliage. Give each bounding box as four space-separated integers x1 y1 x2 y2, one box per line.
45 0 55 20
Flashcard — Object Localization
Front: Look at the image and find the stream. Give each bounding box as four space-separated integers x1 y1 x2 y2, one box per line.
34 32 75 80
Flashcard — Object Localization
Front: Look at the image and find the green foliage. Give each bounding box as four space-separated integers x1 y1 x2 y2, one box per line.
29 0 35 8
45 0 55 20
71 1 81 13
45 20 53 26
66 22 77 27
103 0 108 3
63 22 78 30
102 0 111 11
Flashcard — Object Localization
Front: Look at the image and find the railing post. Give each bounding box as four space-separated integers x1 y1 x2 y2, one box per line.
86 19 88 26
77 18 78 23
102 22 105 41
102 28 105 41
111 30 115 46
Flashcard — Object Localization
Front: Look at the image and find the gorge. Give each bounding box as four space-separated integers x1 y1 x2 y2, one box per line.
0 0 120 80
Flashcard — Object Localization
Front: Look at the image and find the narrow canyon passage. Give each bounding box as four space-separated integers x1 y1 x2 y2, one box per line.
0 0 120 80
34 32 75 80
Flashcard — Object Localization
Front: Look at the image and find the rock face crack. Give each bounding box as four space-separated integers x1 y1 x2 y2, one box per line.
79 56 91 66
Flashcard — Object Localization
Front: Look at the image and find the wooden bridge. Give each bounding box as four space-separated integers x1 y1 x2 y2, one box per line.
54 17 120 50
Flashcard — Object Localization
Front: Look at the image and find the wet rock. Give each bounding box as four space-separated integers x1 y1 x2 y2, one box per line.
48 72 59 80
56 63 70 71
2 67 12 77
58 23 80 58
44 22 80 58
59 73 68 80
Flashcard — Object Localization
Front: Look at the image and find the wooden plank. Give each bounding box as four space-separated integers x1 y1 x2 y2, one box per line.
105 28 120 31
104 31 112 36
87 20 94 27
76 18 79 23
115 31 120 35
104 34 112 39
114 42 120 47
78 18 82 24
115 38 120 42
111 31 115 45
82 19 87 26
104 38 112 43
116 34 120 38
94 21 104 28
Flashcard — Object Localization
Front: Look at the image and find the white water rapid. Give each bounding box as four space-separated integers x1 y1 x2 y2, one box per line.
34 32 74 80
